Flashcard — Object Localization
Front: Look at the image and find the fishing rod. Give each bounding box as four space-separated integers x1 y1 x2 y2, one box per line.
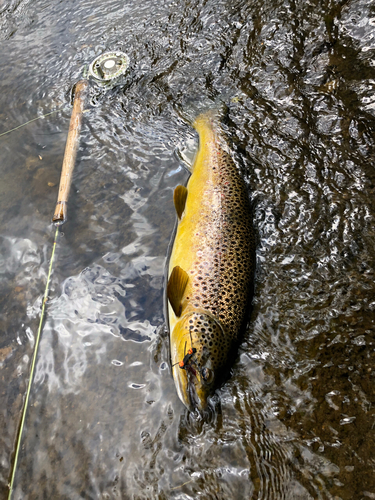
7 51 130 500
53 51 130 224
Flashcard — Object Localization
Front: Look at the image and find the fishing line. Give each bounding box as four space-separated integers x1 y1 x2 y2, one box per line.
7 226 59 500
0 108 65 138
170 478 194 490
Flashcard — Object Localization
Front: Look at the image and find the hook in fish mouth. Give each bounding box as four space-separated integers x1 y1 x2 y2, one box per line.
172 353 205 411
177 353 201 410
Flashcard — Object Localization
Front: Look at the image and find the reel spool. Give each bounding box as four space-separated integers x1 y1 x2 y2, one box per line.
88 51 130 87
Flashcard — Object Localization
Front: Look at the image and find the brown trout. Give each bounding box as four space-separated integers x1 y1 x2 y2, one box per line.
167 111 255 411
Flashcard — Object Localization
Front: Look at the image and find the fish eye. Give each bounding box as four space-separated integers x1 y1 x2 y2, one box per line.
201 367 213 383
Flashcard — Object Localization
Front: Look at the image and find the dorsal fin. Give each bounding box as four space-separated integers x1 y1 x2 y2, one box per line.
167 266 189 317
173 185 188 220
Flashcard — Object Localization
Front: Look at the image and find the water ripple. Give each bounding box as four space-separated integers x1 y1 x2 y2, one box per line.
1 0 375 497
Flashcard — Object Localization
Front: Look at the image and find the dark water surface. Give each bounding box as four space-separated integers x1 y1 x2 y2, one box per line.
1 0 375 498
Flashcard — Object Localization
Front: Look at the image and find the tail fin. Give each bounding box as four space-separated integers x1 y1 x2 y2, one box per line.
174 97 228 171
175 96 227 128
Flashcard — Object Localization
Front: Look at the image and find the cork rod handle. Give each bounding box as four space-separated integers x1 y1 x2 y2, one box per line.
52 80 88 225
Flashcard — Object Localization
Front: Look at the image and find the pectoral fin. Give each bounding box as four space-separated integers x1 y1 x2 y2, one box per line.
167 266 189 317
173 185 188 220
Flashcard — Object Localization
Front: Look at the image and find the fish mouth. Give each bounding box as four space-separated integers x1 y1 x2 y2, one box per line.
187 375 200 410
173 363 198 411
187 367 209 411
173 361 208 412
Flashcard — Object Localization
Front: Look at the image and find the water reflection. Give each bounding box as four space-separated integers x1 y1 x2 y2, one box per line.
1 0 375 497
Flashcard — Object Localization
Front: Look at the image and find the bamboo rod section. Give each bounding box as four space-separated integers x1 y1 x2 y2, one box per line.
52 80 88 224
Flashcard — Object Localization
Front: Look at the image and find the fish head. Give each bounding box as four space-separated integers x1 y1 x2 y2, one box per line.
171 310 231 412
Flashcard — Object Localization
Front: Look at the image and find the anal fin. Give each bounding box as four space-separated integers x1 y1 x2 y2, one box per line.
173 185 188 220
167 266 189 317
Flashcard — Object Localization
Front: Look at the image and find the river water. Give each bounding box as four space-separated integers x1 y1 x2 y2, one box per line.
0 0 374 498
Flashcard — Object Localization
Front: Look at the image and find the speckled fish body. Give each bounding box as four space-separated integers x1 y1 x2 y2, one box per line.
167 111 256 411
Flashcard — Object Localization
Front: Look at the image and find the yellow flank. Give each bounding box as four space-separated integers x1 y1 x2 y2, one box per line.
168 115 217 334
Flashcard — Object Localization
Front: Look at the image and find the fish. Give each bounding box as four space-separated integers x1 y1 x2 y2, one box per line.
166 110 256 411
